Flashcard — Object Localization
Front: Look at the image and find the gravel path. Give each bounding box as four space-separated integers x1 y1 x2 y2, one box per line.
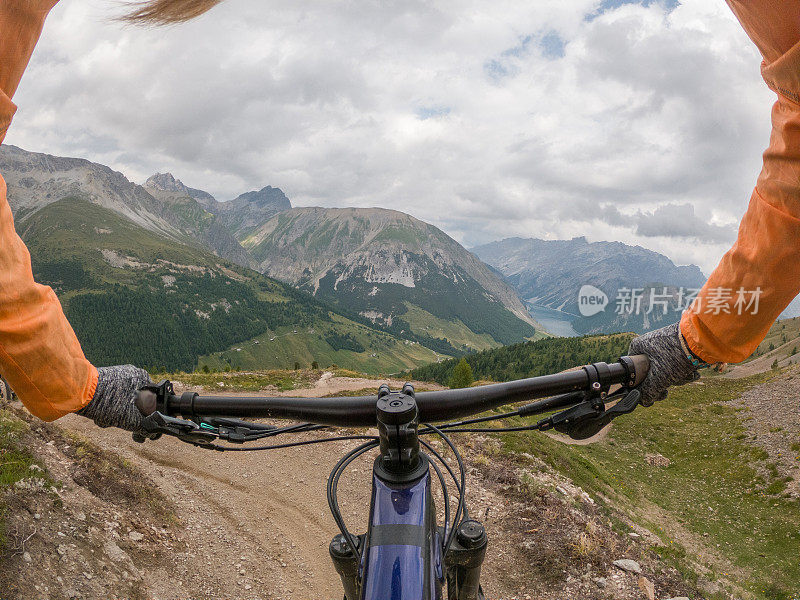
727 366 800 497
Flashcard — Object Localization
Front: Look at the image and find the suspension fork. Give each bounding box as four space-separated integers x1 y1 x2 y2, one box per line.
444 519 488 600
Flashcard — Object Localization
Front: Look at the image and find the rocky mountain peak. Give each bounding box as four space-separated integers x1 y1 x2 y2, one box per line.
232 186 291 210
145 172 188 194
217 186 292 240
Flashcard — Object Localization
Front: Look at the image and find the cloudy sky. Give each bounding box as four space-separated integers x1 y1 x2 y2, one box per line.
5 0 774 274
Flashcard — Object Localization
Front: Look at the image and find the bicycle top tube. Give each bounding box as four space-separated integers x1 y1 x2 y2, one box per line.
136 355 649 427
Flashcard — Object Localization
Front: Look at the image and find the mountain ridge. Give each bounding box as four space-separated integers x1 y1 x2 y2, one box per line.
0 147 537 370
18 195 440 373
473 236 707 335
1 145 537 352
0 146 254 268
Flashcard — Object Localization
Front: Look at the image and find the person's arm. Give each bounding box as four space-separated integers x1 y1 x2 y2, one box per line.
0 0 103 421
0 1 176 432
680 0 800 364
630 2 800 404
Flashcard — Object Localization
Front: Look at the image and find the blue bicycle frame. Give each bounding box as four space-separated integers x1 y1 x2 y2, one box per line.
360 467 443 599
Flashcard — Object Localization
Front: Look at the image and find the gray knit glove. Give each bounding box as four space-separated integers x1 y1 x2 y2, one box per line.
76 365 152 432
628 322 700 406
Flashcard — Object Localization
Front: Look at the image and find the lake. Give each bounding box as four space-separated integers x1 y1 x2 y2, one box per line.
527 303 580 337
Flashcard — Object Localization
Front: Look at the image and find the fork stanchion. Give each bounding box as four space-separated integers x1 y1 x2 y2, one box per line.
329 533 362 600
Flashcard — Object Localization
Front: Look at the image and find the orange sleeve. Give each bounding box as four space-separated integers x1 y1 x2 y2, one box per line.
0 5 98 421
681 2 800 364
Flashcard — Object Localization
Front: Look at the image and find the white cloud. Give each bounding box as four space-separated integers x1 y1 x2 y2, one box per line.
5 0 775 273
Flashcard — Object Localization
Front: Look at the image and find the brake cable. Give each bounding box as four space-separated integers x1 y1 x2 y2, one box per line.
421 423 466 554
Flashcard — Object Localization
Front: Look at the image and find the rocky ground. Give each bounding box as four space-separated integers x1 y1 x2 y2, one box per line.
727 366 800 498
0 376 709 599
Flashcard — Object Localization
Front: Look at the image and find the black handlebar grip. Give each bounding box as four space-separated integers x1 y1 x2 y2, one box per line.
135 389 158 416
629 354 650 387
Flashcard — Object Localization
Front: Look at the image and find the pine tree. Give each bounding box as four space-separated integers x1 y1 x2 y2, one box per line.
449 358 474 389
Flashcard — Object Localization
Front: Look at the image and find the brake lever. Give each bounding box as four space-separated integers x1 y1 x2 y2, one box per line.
132 411 218 447
536 388 641 440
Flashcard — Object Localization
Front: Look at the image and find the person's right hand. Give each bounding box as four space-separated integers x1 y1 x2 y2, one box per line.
628 322 701 406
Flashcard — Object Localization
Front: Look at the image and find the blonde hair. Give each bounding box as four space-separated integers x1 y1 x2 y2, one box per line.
121 0 223 25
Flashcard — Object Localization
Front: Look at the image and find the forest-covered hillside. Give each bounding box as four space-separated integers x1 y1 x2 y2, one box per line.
21 197 439 373
408 333 635 384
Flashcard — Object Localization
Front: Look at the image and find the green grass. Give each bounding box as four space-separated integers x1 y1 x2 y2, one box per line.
372 225 424 247
199 314 443 376
0 409 51 549
485 374 799 598
402 303 499 352
152 368 323 392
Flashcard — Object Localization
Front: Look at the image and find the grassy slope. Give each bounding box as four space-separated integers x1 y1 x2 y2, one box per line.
199 313 442 375
748 316 800 368
401 303 499 351
485 374 799 599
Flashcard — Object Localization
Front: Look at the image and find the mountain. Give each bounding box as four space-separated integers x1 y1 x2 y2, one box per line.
215 186 292 239
0 147 442 374
142 172 292 263
15 196 439 374
170 174 292 239
142 172 252 267
0 146 250 268
0 144 540 359
472 236 707 335
238 207 541 351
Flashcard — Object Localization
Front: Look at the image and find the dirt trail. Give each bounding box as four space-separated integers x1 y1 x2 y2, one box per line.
63 415 370 599
60 382 387 600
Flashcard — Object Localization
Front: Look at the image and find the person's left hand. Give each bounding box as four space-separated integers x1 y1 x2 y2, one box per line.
75 365 151 432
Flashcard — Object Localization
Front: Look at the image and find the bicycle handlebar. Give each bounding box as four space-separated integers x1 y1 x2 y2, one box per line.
136 355 649 428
